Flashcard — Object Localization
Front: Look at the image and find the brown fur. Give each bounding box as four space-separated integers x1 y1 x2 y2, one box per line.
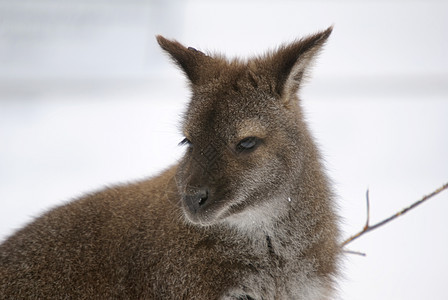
0 28 340 299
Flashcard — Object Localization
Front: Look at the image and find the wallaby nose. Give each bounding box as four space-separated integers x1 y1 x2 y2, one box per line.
185 188 209 213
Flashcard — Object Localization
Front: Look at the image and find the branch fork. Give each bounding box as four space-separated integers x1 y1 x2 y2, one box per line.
342 182 448 253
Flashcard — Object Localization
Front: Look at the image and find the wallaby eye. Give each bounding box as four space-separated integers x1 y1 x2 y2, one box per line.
236 137 259 153
179 137 192 147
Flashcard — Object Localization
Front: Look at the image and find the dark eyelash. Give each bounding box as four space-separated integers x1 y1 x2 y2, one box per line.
179 138 192 146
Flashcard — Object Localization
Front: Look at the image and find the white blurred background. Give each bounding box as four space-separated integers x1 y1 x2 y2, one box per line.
1 1 447 299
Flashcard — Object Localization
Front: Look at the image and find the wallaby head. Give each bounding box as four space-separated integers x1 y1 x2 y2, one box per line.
157 28 333 231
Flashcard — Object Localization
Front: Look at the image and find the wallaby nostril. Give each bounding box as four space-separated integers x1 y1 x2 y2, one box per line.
198 189 209 206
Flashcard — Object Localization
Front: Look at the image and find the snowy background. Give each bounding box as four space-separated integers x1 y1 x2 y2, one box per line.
1 1 447 299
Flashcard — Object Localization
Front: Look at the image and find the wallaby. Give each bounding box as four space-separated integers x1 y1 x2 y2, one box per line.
0 27 340 299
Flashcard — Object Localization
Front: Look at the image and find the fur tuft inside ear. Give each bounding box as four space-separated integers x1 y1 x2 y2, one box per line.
156 35 208 85
267 26 333 101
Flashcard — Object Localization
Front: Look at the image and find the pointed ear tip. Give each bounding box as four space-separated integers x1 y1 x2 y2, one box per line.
156 35 179 50
156 35 168 46
308 26 333 46
321 26 334 39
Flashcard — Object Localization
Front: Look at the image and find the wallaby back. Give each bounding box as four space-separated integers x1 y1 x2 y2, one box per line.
0 28 340 299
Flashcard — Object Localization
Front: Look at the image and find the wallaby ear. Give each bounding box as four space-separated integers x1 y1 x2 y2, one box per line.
267 27 333 101
156 35 208 85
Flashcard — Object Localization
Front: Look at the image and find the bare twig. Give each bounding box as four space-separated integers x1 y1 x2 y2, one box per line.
342 182 448 248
